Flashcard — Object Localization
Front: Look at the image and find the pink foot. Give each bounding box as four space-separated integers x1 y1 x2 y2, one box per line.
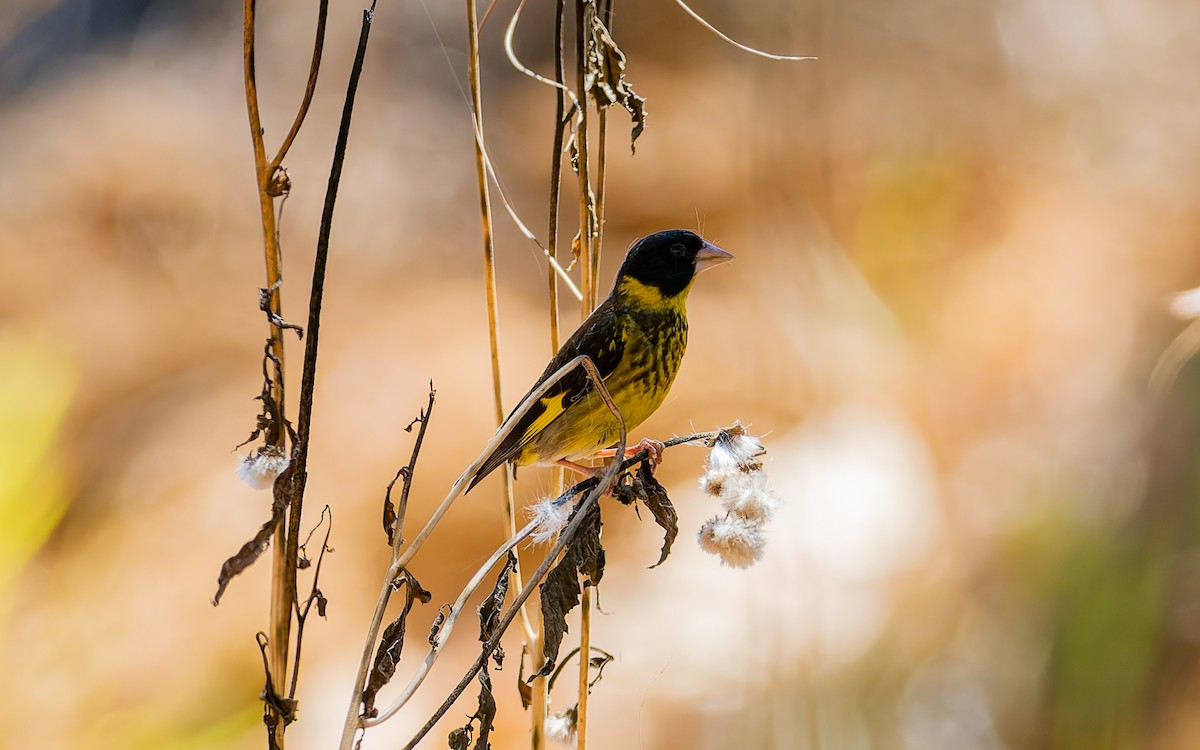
593 438 665 467
556 459 601 478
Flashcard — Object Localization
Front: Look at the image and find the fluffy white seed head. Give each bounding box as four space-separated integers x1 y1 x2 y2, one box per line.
719 471 780 523
1170 287 1200 319
705 422 767 475
546 706 578 747
236 446 290 490
699 471 727 497
697 514 766 568
529 496 573 543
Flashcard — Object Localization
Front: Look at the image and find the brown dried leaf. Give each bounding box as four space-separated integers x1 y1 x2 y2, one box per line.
429 604 450 647
516 645 533 709
382 467 407 546
448 670 496 750
212 508 283 605
534 502 604 679
635 462 677 568
472 670 497 750
585 14 647 151
478 552 516 645
362 573 431 717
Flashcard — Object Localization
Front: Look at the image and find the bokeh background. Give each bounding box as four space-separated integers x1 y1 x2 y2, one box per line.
4 0 1200 748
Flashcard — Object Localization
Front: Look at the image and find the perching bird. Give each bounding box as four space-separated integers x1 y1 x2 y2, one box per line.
465 229 734 492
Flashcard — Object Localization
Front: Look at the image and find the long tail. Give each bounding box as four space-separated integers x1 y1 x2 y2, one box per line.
463 449 508 494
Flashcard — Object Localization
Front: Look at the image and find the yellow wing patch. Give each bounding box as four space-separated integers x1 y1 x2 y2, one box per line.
511 390 571 463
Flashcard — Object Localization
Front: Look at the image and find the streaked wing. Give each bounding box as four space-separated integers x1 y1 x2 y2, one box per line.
466 301 626 491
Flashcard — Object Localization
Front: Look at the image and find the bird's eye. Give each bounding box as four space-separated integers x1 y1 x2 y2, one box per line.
670 244 688 257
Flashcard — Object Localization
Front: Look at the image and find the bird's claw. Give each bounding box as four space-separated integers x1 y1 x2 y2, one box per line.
632 437 665 467
594 438 665 467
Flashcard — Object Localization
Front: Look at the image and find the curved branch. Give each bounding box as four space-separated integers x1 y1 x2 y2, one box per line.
270 0 331 171
670 0 817 61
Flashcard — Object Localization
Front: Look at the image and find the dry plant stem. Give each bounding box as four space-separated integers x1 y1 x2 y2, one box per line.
464 0 537 650
287 506 333 699
530 2 570 745
242 3 330 740
592 105 607 297
392 389 437 542
400 357 627 750
576 7 613 738
241 6 294 746
269 0 330 171
575 4 609 739
670 0 817 61
577 585 593 749
547 0 567 356
574 0 594 311
269 2 376 746
590 0 612 307
465 0 502 438
338 354 613 750
486 4 587 302
242 2 290 709
364 517 540 726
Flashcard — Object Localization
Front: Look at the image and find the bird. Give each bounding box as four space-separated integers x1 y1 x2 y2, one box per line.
465 229 734 492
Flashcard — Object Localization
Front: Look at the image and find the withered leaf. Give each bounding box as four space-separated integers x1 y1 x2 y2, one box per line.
447 670 497 750
408 573 433 605
429 605 449 647
534 502 604 679
314 589 328 618
493 645 505 670
635 462 677 568
536 555 578 681
213 508 283 605
587 649 615 689
382 467 407 546
472 670 497 750
586 14 647 151
382 497 397 546
362 573 430 717
577 500 605 587
447 726 472 750
612 474 638 505
516 646 533 709
478 552 516 646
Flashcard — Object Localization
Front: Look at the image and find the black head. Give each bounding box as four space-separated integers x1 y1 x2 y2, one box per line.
615 229 733 298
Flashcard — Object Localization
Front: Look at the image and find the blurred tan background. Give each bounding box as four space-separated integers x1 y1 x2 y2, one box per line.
3 0 1200 748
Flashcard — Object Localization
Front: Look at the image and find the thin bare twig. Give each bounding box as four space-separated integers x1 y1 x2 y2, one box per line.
470 126 584 302
548 0 568 356
503 0 579 108
392 386 437 543
269 0 330 171
242 0 291 743
575 0 595 312
288 505 333 699
417 0 582 301
532 0 571 743
670 0 817 61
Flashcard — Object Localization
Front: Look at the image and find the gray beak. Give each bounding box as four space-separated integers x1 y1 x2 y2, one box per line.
695 240 735 272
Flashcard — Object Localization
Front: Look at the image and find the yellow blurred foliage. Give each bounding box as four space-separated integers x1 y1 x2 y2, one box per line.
0 332 76 631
